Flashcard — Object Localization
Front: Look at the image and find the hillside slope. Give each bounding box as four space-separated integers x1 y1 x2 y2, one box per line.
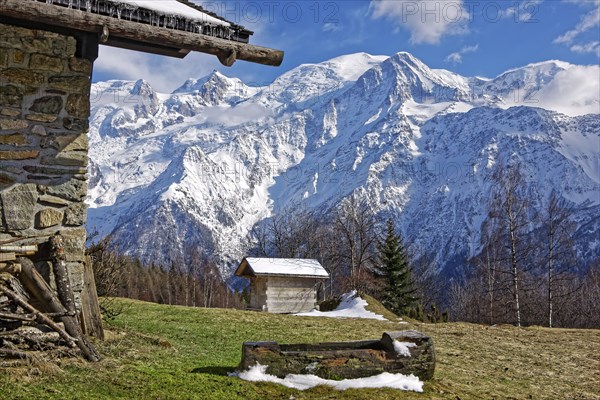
1 299 598 399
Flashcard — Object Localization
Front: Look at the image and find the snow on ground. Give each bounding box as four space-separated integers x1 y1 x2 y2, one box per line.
393 341 417 357
230 364 423 392
294 291 387 321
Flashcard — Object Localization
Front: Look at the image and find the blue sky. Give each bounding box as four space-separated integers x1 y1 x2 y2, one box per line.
93 0 600 92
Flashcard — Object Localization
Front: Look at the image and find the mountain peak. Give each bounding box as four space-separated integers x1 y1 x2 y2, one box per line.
130 79 155 96
172 70 234 94
503 60 573 75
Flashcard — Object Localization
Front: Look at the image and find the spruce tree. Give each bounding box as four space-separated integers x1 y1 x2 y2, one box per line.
378 219 417 315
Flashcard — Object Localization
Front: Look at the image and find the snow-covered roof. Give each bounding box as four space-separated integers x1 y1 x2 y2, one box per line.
116 1 230 27
21 0 252 43
6 0 283 66
236 258 329 279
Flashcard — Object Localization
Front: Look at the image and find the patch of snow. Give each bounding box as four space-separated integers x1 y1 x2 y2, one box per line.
322 53 389 82
393 341 417 357
230 364 423 392
294 290 386 320
365 109 382 125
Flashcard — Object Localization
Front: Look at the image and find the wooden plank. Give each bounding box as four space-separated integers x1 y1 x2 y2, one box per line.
0 0 284 66
266 298 315 304
0 245 38 255
0 253 16 262
267 277 321 288
80 256 104 340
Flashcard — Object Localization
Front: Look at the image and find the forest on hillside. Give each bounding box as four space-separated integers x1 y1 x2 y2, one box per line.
90 164 600 329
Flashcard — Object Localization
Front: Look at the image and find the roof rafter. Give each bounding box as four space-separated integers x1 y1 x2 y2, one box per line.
0 0 283 66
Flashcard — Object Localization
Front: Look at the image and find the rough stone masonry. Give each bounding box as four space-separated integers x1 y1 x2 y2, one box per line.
0 22 91 305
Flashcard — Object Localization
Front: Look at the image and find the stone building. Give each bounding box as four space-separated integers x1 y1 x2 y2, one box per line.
0 0 282 331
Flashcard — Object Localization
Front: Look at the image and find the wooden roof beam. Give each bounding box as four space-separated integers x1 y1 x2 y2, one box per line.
0 0 284 67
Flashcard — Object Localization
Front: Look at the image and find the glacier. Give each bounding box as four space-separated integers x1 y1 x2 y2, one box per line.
87 52 600 275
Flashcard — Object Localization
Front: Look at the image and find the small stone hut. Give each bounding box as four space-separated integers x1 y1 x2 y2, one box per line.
1 0 282 337
235 257 329 314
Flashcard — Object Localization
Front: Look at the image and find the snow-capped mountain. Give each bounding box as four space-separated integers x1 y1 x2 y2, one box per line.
87 52 600 274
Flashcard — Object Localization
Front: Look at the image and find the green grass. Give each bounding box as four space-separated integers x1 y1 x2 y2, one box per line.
1 298 599 399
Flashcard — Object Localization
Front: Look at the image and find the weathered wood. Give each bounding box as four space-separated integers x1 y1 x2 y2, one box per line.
0 284 77 349
0 272 28 302
17 258 101 362
49 234 77 320
0 348 29 359
264 277 319 313
0 263 21 275
0 0 284 66
238 330 436 381
0 311 34 322
79 256 104 340
0 253 16 262
0 245 37 255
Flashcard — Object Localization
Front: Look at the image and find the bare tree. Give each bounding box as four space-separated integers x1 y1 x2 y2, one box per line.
333 193 381 291
489 163 533 327
542 191 576 327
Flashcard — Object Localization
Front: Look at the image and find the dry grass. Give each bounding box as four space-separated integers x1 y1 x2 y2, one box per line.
0 298 598 399
417 322 600 399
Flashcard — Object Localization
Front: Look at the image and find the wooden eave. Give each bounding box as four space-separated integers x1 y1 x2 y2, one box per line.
0 0 284 67
234 260 254 278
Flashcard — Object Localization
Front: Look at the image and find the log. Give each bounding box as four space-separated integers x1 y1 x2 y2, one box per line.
17 258 101 362
0 263 21 275
0 245 37 255
238 330 436 381
0 348 29 359
0 284 77 349
0 311 73 321
0 0 284 66
0 271 29 303
0 312 34 322
49 234 77 322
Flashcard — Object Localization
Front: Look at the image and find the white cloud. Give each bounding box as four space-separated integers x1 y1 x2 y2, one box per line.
502 65 600 116
502 0 544 22
370 0 469 44
520 0 544 21
323 22 342 33
570 41 600 57
554 6 600 44
95 46 221 93
445 44 479 64
198 103 273 127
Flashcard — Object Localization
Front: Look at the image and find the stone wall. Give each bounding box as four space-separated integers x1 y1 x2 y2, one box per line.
0 22 92 305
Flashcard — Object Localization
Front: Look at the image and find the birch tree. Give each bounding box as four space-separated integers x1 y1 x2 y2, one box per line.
542 191 575 327
489 163 533 327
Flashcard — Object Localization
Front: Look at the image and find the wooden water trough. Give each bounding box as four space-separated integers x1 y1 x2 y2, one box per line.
238 330 435 380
